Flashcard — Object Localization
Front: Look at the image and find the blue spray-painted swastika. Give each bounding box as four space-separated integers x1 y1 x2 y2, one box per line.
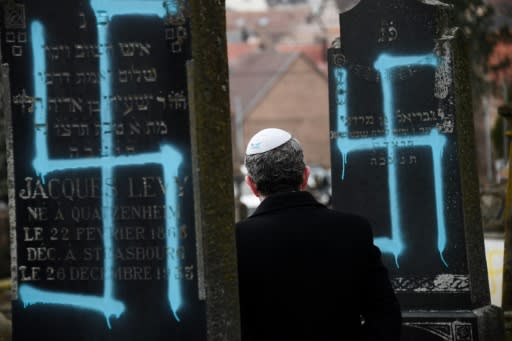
334 53 448 267
19 0 184 328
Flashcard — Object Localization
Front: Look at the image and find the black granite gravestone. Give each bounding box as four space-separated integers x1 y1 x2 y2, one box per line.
1 0 239 340
328 0 504 340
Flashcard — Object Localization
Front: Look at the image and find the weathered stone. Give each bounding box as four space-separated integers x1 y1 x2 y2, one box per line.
1 0 238 340
328 0 504 339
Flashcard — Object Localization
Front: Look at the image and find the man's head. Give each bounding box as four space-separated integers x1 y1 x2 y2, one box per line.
244 128 310 198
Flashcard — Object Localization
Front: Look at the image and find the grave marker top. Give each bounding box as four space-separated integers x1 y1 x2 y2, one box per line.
1 0 239 340
328 0 489 310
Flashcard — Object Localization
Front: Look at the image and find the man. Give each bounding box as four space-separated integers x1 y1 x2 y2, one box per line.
236 128 401 340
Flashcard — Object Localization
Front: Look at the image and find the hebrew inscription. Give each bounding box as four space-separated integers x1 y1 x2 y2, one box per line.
328 0 473 310
2 0 206 339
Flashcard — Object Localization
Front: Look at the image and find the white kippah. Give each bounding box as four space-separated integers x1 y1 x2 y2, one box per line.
246 128 292 155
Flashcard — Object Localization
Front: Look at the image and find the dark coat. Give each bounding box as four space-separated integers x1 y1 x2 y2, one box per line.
236 191 401 340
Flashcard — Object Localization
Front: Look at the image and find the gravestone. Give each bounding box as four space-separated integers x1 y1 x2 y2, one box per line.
0 0 239 340
327 0 504 340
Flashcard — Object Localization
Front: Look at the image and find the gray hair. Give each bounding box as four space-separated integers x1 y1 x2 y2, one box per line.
245 137 305 196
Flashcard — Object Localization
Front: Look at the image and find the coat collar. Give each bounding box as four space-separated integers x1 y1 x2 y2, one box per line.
250 191 324 217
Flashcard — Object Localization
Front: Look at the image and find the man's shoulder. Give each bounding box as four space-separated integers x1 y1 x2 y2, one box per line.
235 214 265 231
322 208 371 225
236 206 371 231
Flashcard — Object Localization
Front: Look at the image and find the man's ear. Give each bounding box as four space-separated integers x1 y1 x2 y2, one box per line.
245 175 260 197
300 166 310 191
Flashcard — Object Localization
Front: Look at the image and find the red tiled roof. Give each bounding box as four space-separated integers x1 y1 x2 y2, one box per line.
229 50 300 117
226 5 311 35
276 42 327 67
228 43 261 63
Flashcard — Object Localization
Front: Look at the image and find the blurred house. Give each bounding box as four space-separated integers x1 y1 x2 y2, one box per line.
226 0 269 12
229 49 331 218
226 0 339 49
226 4 314 48
276 42 328 74
226 2 336 217
226 1 337 174
229 50 330 172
